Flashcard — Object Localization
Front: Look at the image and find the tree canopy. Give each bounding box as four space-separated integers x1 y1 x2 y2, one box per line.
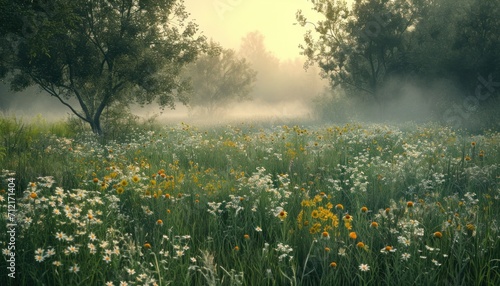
0 0 205 134
182 41 256 115
297 0 500 105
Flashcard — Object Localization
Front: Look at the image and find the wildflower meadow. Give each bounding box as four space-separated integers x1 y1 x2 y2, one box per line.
1 116 500 285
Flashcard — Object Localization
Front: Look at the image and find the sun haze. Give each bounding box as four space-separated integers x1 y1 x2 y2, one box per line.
184 0 320 60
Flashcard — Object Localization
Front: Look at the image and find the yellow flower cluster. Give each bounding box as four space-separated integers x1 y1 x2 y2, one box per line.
297 194 339 235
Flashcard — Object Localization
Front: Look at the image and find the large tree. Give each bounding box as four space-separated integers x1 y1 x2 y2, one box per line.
0 0 205 134
412 0 500 92
182 41 256 115
296 0 426 103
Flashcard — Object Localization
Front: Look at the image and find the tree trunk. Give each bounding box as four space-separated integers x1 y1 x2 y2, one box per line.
89 118 103 136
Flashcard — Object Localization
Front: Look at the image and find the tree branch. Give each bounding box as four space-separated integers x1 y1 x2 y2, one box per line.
35 80 89 123
67 63 92 120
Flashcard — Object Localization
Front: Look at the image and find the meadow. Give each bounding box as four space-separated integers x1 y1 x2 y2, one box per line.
1 115 499 285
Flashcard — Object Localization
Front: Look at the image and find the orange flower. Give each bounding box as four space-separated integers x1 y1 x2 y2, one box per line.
407 201 414 208
156 219 163 226
234 245 239 251
361 206 368 213
370 221 379 228
381 245 396 254
144 243 151 249
343 214 353 230
356 242 365 248
29 192 38 199
330 262 337 268
349 232 357 240
322 231 330 239
335 204 344 210
92 178 99 183
244 234 250 240
433 231 443 238
324 247 331 252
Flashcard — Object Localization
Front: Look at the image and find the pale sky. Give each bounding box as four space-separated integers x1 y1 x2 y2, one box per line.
184 0 319 60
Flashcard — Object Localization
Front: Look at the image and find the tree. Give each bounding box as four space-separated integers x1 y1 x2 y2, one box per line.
296 0 425 103
182 41 256 115
0 0 205 135
413 0 500 92
238 31 282 103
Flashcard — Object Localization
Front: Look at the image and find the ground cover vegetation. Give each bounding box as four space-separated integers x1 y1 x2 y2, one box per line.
1 116 499 285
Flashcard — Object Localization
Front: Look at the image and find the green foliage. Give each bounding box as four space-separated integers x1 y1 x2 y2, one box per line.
1 117 500 285
0 146 5 161
411 0 500 90
297 0 421 101
0 0 206 135
182 41 257 115
297 0 500 105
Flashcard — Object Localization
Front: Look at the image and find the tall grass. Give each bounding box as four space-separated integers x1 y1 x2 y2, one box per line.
1 116 499 285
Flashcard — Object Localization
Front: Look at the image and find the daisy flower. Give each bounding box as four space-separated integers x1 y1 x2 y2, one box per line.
359 263 370 272
55 231 66 241
52 261 62 267
380 245 397 254
88 232 97 241
69 264 80 273
103 255 112 263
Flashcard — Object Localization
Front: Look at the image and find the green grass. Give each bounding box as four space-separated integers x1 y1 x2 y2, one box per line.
1 116 499 285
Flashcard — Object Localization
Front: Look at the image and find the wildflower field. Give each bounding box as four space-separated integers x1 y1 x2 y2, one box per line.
1 117 500 285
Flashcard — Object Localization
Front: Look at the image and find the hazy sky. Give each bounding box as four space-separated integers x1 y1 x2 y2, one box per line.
184 0 319 60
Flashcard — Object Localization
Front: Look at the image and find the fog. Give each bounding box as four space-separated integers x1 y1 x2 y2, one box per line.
1 0 498 131
0 84 75 121
1 0 330 124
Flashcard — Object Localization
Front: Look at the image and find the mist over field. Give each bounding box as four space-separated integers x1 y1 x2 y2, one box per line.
1 1 500 285
1 0 498 131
